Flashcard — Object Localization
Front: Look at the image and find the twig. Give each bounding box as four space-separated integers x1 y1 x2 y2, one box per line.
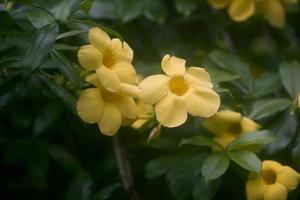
113 135 140 200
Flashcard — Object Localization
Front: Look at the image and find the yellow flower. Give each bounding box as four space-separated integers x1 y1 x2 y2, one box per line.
78 27 138 92
246 160 300 200
203 110 260 148
138 55 220 128
76 74 136 136
208 0 286 28
131 101 154 129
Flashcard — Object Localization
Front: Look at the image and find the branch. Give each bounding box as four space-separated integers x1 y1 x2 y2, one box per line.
113 135 140 200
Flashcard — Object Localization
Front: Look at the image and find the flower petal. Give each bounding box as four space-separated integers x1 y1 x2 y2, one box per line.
264 183 287 200
185 67 213 89
277 166 300 191
241 117 261 133
155 93 187 127
78 45 102 70
119 83 140 97
246 176 265 200
76 88 103 124
138 74 169 104
202 110 242 136
263 160 283 172
88 27 111 53
208 0 230 9
183 87 220 117
115 96 136 119
228 0 255 22
96 67 121 92
111 38 133 63
259 0 285 28
161 54 186 77
111 62 137 85
85 73 101 88
98 103 121 136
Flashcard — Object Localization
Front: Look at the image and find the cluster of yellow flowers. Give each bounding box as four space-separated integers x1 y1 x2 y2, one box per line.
76 27 300 200
208 0 297 28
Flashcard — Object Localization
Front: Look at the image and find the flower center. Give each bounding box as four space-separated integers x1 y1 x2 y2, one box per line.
169 77 189 96
228 123 242 137
262 169 277 185
103 52 116 68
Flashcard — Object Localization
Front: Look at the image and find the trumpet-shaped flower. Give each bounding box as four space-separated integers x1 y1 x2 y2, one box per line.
138 55 220 128
76 74 136 136
78 27 138 92
203 110 260 148
208 0 287 28
246 160 300 200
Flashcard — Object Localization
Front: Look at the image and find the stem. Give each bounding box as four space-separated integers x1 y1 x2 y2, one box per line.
113 135 139 200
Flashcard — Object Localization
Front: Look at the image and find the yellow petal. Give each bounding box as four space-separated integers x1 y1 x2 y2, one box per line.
78 45 102 70
115 96 136 119
263 160 283 172
85 73 101 88
111 38 133 63
131 119 149 129
155 93 187 127
138 75 169 104
88 27 111 53
246 176 265 200
98 103 121 135
76 88 103 124
259 0 285 28
111 62 137 85
96 67 121 92
161 55 186 77
185 67 213 89
183 87 220 117
119 83 140 97
240 117 261 133
264 183 287 200
277 166 300 191
202 110 242 136
208 0 230 9
136 101 153 118
228 0 255 22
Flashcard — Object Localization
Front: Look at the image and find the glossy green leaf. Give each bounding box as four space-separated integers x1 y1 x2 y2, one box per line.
253 72 282 97
180 135 223 151
174 0 197 17
248 98 291 120
279 61 300 99
207 68 240 83
201 153 229 182
192 177 221 200
227 150 261 173
209 50 254 92
56 30 87 40
227 130 274 150
22 23 59 68
28 7 56 29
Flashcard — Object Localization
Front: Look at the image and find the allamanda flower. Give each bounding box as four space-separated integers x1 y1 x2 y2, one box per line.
78 27 138 92
203 110 260 148
76 74 136 136
208 0 288 28
246 160 300 200
138 55 220 128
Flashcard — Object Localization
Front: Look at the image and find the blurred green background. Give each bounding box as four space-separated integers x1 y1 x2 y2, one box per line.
1 0 300 199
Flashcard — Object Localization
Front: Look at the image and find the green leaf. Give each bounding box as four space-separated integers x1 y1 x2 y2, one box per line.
144 0 167 25
248 98 291 120
227 130 274 150
201 153 229 182
80 0 93 13
56 30 87 40
145 156 178 178
253 72 282 97
174 0 197 17
119 0 145 22
65 171 92 200
192 177 221 200
91 183 122 200
279 61 300 99
0 10 17 33
49 0 82 22
27 7 56 29
209 50 254 92
206 68 240 83
22 23 59 68
180 135 223 151
262 113 297 155
227 150 261 173
38 72 77 113
292 130 300 167
50 50 83 87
